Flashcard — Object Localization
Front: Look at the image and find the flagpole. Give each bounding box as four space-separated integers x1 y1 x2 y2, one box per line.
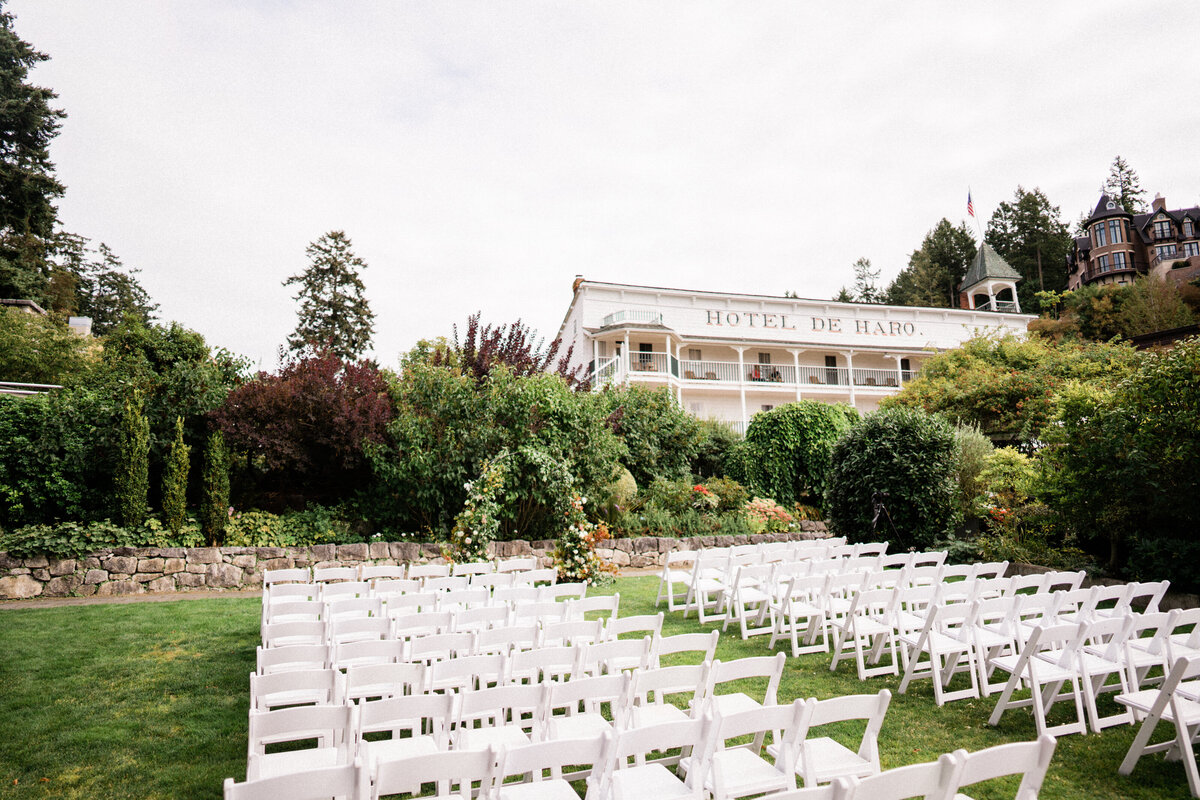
969 187 984 244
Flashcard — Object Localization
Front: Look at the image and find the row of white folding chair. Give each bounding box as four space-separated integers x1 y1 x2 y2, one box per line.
262 558 548 587
1116 654 1200 798
263 570 564 609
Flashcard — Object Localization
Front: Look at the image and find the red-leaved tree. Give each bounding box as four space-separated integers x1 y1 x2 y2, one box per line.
210 350 393 506
436 312 589 390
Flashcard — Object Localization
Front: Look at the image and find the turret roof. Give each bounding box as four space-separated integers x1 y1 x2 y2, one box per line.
962 242 1023 288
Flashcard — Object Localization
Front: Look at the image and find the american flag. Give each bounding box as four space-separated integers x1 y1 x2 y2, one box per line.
967 191 975 217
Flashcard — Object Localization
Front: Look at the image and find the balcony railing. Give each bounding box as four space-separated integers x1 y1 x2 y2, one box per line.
593 355 917 390
973 300 1020 313
600 310 664 327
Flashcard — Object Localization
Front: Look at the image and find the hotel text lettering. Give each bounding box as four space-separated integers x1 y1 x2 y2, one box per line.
706 311 915 337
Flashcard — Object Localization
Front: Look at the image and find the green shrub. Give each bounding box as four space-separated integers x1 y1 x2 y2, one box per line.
744 497 795 533
115 388 150 528
224 506 358 547
637 478 693 516
161 417 189 535
825 407 961 550
598 385 702 489
736 401 858 507
702 477 750 513
200 430 230 545
445 453 509 563
953 423 993 520
690 419 742 478
0 517 203 559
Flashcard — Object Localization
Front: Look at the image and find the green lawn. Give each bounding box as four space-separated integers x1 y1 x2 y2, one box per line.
0 576 1192 799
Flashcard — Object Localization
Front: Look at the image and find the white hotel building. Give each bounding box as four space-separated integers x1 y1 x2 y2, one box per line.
556 278 1034 432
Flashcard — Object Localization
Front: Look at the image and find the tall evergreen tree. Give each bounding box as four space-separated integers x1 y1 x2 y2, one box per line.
116 388 150 527
835 257 882 303
985 187 1073 313
200 430 230 545
284 230 375 360
0 2 66 303
1102 155 1147 214
162 416 190 535
886 219 977 308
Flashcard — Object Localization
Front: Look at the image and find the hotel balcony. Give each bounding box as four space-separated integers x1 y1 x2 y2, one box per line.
971 299 1020 313
590 354 917 390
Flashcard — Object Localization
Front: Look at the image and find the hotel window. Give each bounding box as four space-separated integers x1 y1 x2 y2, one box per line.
687 348 702 361
1112 252 1127 270
1097 255 1109 272
1107 219 1123 244
1186 219 1195 237
761 405 774 412
1093 223 1108 247
597 342 609 358
1154 219 1173 239
1186 242 1200 257
757 352 771 364
1156 244 1178 261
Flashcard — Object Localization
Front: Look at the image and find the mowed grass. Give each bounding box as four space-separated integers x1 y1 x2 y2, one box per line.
0 576 1193 799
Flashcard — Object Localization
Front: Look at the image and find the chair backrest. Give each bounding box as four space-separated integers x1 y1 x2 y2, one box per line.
263 599 323 626
456 683 550 740
1005 573 1048 596
846 752 960 800
494 585 539 605
360 564 406 581
909 551 947 569
257 643 329 675
407 562 451 581
497 731 612 786
425 575 470 593
577 636 652 676
512 601 567 625
428 652 507 692
332 638 406 671
1169 607 1200 653
391 610 454 638
496 557 538 573
328 615 390 646
247 703 355 774
372 578 421 598
540 619 603 649
345 662 425 701
264 583 319 604
664 549 699 569
606 716 710 793
950 735 1057 800
606 612 664 641
569 593 620 622
262 567 311 586
371 745 498 800
261 620 326 649
320 581 372 602
451 560 494 577
711 698 808 757
312 566 358 583
631 663 709 711
251 668 344 711
326 595 382 621
806 690 891 765
224 761 365 800
1123 580 1169 614
855 542 889 558
654 630 720 665
514 567 558 586
706 652 786 706
475 623 539 655
470 572 515 591
357 691 454 748
546 672 631 725
509 645 578 684
408 631 476 664
539 582 588 602
974 561 1009 580
454 605 510 633
1042 570 1086 593
437 587 489 612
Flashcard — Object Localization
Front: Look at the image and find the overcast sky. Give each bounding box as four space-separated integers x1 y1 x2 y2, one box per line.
13 1 1200 369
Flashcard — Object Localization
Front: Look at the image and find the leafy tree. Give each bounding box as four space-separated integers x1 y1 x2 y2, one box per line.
886 220 977 308
437 312 586 390
199 429 230 544
211 350 393 506
1119 276 1196 336
985 187 1073 312
1032 278 1196 343
825 407 961 549
63 239 157 334
284 230 375 360
597 385 702 489
836 258 882 303
690 418 743 479
1102 155 1147 214
161 416 189 535
0 3 66 305
953 423 994 520
115 388 150 527
884 334 1141 444
0 306 92 383
733 401 858 507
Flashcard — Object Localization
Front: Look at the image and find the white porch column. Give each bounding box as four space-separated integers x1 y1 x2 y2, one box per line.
791 349 802 402
986 282 997 311
890 354 903 387
674 341 683 403
846 351 857 409
591 338 599 385
735 346 747 431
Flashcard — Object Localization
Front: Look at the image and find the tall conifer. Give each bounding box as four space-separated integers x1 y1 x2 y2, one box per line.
283 231 375 360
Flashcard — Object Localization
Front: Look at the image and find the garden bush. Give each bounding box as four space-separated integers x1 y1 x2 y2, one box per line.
690 418 742 478
0 517 204 559
733 400 858 507
953 423 993 520
223 506 358 547
598 385 702 489
825 407 961 550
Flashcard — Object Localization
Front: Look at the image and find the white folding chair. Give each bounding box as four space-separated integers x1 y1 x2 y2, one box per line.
829 586 900 680
355 692 454 773
569 593 620 623
1116 654 1200 797
262 620 326 649
1075 615 1136 732
844 752 960 800
597 717 711 800
987 622 1089 738
630 664 710 728
789 690 890 788
544 673 632 743
653 630 720 667
344 662 425 702
948 734 1057 800
509 645 578 685
428 652 507 693
454 683 550 751
898 601 980 705
605 612 664 642
250 668 345 712
313 566 359 583
722 563 776 640
695 653 786 720
360 564 406 581
223 760 366 800
257 644 329 675
246 703 356 781
495 731 612 799
769 574 830 657
686 699 808 800
575 636 653 677
683 550 728 624
657 549 699 612
371 745 499 800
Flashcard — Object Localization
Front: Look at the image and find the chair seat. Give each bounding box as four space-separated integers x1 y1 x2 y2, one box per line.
973 628 1011 650
457 726 531 751
900 630 971 656
989 654 1077 683
499 779 581 800
256 689 326 709
610 763 694 800
254 745 341 780
547 713 612 739
631 703 690 728
359 734 439 769
797 736 874 784
1116 690 1200 723
706 747 793 796
698 692 760 716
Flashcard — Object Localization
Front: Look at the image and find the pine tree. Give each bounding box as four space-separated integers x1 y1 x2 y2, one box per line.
199 430 230 545
116 388 150 527
850 257 883 303
885 220 977 308
1102 156 1147 214
162 416 190 535
0 2 67 303
283 230 375 360
985 186 1073 312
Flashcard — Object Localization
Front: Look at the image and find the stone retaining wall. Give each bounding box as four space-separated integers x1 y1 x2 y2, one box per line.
0 523 829 600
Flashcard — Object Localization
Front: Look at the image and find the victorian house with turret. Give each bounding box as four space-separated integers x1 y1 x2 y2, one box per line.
1067 193 1200 290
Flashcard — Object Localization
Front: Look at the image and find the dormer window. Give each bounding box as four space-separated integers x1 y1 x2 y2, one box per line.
1154 219 1173 239
1106 200 1117 210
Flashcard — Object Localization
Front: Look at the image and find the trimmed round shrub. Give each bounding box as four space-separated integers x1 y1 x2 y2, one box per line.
824 407 961 549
